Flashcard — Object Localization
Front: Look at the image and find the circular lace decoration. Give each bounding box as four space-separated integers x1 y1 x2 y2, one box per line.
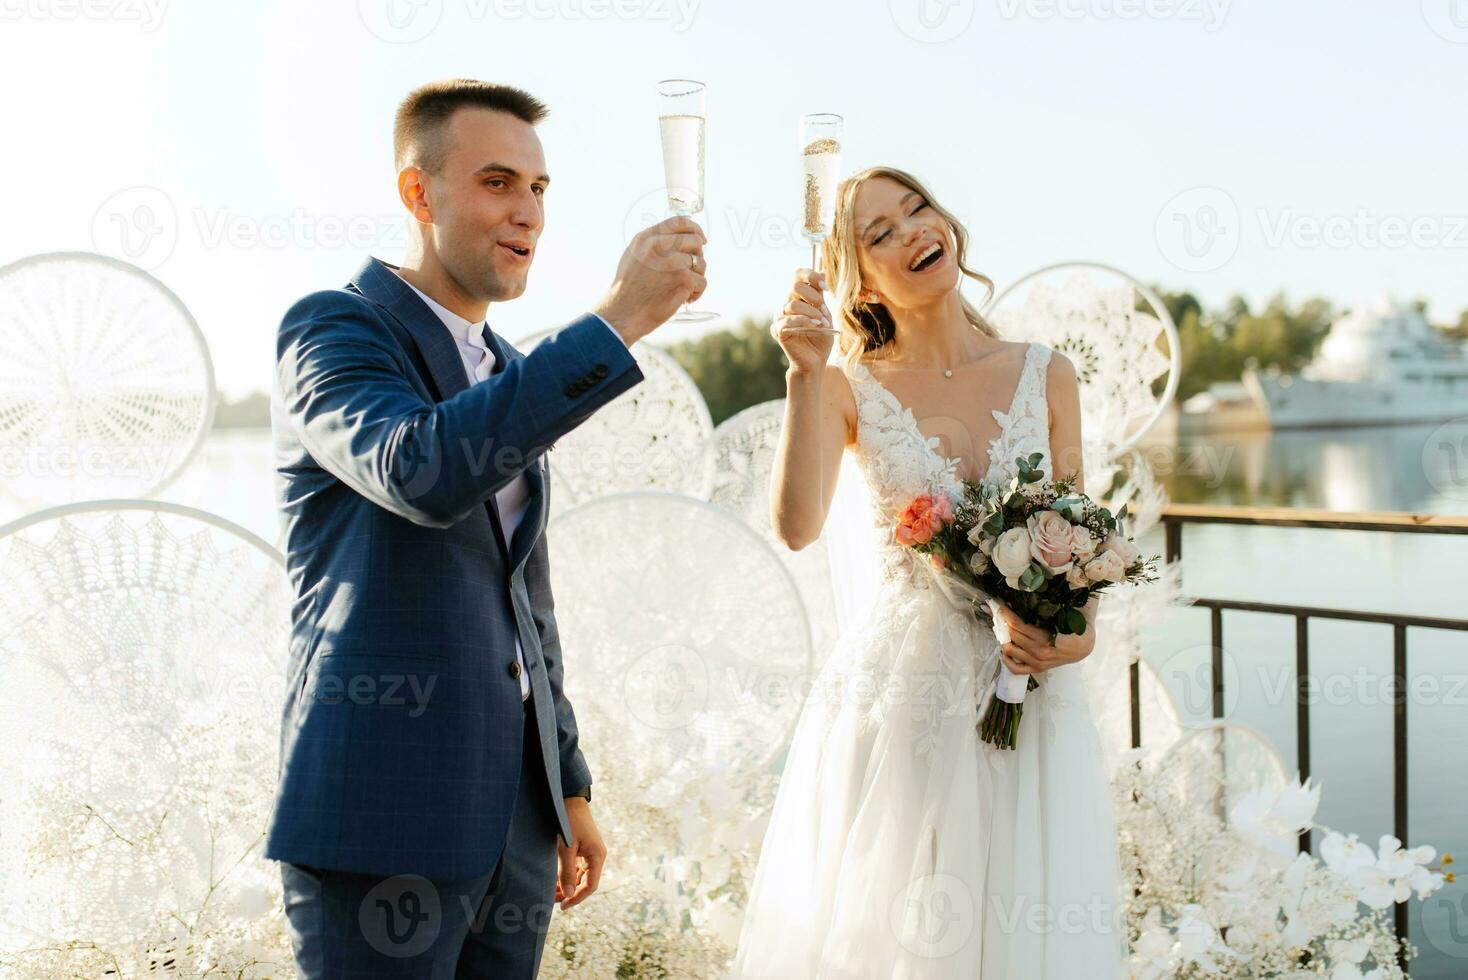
0 253 216 516
709 399 841 655
1159 720 1290 827
708 400 785 530
518 330 714 516
0 502 291 974
547 493 812 787
984 262 1179 458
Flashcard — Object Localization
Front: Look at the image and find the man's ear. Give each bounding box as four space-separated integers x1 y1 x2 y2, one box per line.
398 167 432 224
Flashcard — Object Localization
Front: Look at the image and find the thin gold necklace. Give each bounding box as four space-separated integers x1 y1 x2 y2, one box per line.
870 343 1006 378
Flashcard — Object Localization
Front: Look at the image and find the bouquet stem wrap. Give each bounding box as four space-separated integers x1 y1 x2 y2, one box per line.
914 553 1038 750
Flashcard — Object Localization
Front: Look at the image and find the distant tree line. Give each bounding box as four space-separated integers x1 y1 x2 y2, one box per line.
1154 291 1335 403
664 294 1345 422
667 295 1468 422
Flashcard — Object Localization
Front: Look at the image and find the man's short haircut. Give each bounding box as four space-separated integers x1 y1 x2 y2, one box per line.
394 79 549 173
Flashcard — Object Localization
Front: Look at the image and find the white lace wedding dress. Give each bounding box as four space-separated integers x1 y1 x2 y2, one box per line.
729 342 1125 979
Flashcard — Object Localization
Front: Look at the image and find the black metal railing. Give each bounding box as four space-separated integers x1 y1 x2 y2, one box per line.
1131 504 1468 952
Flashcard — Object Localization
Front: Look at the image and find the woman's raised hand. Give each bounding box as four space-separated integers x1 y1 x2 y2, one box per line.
769 267 838 376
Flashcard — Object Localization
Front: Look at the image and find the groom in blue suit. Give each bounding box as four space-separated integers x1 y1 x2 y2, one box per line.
265 79 708 977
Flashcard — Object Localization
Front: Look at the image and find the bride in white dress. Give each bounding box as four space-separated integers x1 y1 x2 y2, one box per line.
729 167 1125 979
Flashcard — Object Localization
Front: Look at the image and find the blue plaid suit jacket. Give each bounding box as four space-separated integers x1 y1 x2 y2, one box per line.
263 256 643 880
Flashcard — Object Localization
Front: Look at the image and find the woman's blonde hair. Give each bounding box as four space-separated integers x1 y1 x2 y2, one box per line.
821 166 999 375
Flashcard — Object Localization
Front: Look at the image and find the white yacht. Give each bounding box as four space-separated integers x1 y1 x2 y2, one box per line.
1243 297 1468 429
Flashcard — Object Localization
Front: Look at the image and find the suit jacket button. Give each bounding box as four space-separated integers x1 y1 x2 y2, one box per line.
564 383 579 397
592 364 608 378
509 661 522 679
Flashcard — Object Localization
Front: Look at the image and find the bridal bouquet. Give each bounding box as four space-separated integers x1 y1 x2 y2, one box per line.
893 452 1159 749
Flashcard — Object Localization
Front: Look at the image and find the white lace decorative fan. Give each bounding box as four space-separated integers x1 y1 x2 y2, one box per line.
547 493 812 790
708 399 841 656
708 400 786 530
0 253 216 517
518 330 715 516
0 502 292 977
983 262 1179 471
1159 720 1290 822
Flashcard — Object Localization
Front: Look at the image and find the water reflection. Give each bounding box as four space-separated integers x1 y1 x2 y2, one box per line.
1158 416 1468 516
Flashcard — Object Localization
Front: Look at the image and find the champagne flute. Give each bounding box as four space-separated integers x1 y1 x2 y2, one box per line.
799 112 843 335
657 79 717 323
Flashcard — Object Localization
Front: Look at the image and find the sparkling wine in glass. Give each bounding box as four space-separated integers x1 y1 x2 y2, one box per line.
800 112 843 335
657 79 717 323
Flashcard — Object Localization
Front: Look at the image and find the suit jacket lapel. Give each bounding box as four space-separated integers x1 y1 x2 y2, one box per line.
351 258 472 404
481 323 548 573
351 257 548 567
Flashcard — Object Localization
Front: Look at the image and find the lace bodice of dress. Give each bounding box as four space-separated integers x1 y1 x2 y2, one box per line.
846 341 1054 588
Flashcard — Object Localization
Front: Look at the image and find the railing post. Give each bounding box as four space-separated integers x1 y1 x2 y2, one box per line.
1129 659 1141 750
1164 515 1182 566
1134 514 1183 755
1209 605 1226 822
1393 623 1409 958
1210 606 1225 721
1295 613 1311 855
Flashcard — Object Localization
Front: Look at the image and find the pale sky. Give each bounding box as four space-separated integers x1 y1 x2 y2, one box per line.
3 0 1465 397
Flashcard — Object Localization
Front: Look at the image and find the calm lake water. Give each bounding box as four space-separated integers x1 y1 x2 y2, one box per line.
157 419 1468 974
1145 417 1468 976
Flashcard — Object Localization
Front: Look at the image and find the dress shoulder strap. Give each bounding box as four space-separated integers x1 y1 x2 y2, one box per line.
1019 342 1051 408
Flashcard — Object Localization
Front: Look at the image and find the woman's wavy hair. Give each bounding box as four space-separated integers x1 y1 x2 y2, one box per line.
821 166 1000 375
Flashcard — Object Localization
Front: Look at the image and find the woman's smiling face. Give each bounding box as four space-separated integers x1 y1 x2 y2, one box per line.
851 175 961 309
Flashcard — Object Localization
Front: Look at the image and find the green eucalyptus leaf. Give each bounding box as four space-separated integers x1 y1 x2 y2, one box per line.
1060 606 1088 634
1052 496 1086 522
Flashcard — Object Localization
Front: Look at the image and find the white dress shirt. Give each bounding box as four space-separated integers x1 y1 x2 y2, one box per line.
395 272 625 701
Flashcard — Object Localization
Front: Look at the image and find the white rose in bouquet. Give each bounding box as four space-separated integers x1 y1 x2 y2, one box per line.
1069 523 1097 561
991 527 1034 580
1100 530 1141 568
1085 549 1126 583
1065 563 1090 590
